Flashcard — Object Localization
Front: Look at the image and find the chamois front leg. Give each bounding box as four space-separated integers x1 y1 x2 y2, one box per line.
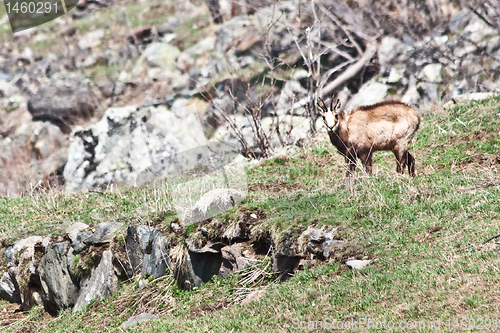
345 151 357 177
359 151 373 175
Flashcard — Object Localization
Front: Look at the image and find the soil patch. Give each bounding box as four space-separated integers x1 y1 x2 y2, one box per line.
249 181 302 193
299 152 336 167
0 303 24 327
188 300 228 319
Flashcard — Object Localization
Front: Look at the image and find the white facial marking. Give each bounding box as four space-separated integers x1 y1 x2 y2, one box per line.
324 112 337 129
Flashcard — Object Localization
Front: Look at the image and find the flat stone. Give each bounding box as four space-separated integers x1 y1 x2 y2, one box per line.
72 230 93 253
346 260 371 270
66 222 89 242
84 222 123 245
7 236 45 266
120 313 158 329
12 236 43 254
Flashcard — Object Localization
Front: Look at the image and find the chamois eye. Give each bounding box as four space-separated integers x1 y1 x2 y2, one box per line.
335 114 339 119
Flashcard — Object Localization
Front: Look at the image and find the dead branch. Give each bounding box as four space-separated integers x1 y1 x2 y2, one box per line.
320 43 377 98
317 58 356 92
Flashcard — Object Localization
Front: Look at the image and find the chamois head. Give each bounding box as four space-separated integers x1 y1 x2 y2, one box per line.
317 97 342 132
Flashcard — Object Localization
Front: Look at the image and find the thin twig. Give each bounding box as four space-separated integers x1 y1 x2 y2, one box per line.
454 243 477 253
483 232 500 244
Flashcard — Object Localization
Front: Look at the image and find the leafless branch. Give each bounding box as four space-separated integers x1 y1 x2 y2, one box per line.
320 43 377 98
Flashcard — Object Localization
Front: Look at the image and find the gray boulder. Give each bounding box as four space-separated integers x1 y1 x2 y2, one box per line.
0 268 21 303
219 243 255 277
299 226 341 260
78 29 105 49
73 250 118 312
449 8 472 32
177 35 216 73
125 225 173 279
27 78 100 134
39 243 79 314
30 117 68 160
183 188 244 226
131 43 187 85
177 248 223 289
272 233 302 280
125 225 156 275
142 231 173 279
158 16 181 35
378 36 409 67
322 240 344 259
7 236 45 266
418 63 443 102
63 105 207 192
345 80 389 111
461 19 498 48
0 80 19 98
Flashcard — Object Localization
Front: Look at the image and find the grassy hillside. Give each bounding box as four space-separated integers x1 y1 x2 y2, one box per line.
1 97 500 332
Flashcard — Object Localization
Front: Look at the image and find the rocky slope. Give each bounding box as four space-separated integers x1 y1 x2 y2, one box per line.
0 0 499 196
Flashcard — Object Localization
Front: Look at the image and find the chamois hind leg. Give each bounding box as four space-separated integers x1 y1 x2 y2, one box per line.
406 152 416 177
392 147 407 174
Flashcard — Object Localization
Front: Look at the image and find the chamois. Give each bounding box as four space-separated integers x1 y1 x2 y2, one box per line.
317 97 421 176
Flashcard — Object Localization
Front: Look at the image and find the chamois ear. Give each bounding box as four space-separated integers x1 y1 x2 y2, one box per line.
317 98 327 113
333 99 341 111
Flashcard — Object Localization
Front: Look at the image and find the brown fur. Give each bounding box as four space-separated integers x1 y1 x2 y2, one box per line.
357 100 411 111
318 98 421 176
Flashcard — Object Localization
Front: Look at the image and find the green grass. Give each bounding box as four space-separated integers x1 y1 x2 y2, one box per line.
0 187 173 243
1 97 500 331
171 12 212 51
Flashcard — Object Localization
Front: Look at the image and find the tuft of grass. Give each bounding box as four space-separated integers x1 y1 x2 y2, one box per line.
70 254 93 278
